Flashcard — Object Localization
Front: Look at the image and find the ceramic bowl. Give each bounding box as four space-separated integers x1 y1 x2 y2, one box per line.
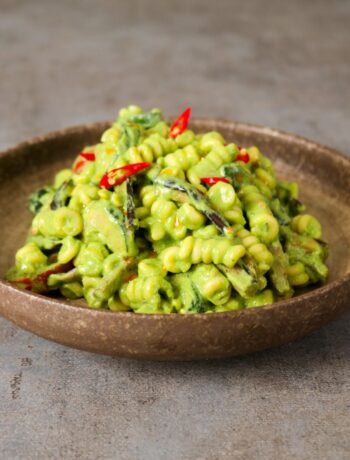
0 119 349 360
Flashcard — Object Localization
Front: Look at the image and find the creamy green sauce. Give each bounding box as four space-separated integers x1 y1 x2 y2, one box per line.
6 105 328 313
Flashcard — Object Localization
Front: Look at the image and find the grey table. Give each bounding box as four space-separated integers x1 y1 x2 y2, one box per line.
1 1 349 459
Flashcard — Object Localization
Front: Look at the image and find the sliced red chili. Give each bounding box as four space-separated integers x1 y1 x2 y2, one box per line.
201 177 230 186
11 263 73 293
100 174 113 189
100 162 151 188
73 159 87 173
236 152 250 163
169 107 192 138
236 148 250 163
13 277 33 289
73 152 95 173
79 152 96 161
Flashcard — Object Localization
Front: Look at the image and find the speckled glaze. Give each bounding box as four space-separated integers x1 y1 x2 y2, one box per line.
0 119 349 360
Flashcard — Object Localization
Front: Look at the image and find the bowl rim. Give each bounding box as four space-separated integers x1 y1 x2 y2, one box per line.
1 117 349 320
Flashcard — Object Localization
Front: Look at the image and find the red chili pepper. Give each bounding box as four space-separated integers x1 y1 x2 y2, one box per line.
201 177 230 186
73 152 95 173
13 277 33 289
169 107 192 138
73 159 86 173
100 162 151 188
236 149 250 163
79 152 96 161
11 263 73 293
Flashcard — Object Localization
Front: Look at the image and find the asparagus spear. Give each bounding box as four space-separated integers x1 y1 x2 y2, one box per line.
172 273 209 313
47 268 80 287
90 257 137 305
217 255 260 298
154 175 232 236
107 204 137 256
50 180 73 210
220 163 252 189
269 198 291 226
268 240 293 297
125 178 136 228
281 227 328 283
9 262 74 293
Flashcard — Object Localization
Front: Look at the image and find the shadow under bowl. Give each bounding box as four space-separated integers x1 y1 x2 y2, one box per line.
0 118 349 360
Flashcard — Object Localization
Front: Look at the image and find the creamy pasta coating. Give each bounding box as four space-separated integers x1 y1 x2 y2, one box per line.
6 106 329 313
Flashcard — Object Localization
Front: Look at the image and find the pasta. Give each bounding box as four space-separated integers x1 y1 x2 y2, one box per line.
6 105 329 314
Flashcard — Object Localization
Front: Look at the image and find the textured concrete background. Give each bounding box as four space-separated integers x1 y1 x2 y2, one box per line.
0 0 349 459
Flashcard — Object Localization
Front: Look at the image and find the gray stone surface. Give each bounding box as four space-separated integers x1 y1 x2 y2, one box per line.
0 0 349 458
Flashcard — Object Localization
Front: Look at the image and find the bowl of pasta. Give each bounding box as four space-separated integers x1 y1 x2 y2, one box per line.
0 106 349 360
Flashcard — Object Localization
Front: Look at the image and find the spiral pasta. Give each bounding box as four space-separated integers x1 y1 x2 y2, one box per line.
207 181 245 225
235 228 274 274
6 105 328 313
161 144 201 170
287 262 310 286
291 214 322 239
124 134 177 164
187 141 238 185
140 185 160 208
239 185 279 244
119 276 173 312
161 236 246 273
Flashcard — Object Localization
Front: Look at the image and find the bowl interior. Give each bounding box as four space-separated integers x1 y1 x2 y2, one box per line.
0 120 349 292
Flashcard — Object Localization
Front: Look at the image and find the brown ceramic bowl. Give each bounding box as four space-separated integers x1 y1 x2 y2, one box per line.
0 119 349 360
